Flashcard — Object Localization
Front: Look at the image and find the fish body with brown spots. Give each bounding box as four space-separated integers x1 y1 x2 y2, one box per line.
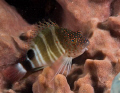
26 21 89 76
2 21 89 83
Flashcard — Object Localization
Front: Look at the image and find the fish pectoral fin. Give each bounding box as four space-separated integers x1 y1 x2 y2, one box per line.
50 56 73 82
55 56 73 76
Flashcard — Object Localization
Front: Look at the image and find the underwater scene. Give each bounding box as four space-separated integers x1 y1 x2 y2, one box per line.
0 0 120 93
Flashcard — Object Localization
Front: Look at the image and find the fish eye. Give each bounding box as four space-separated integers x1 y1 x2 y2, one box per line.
71 38 77 44
27 49 35 60
71 39 74 42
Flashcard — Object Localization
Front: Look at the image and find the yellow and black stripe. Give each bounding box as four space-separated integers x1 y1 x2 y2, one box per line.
26 22 65 68
3 21 89 83
26 21 89 70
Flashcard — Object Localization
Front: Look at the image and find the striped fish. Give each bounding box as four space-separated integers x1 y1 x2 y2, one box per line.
2 21 89 83
25 21 89 76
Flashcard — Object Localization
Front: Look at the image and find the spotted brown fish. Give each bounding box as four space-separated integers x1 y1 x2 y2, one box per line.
2 21 89 83
26 21 89 76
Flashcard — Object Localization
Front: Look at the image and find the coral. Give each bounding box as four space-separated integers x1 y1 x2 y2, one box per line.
0 0 31 66
0 0 34 90
99 16 120 37
32 0 120 93
0 0 36 67
12 71 42 93
0 72 7 92
2 89 16 93
0 0 120 93
32 67 73 93
33 17 120 92
55 0 112 35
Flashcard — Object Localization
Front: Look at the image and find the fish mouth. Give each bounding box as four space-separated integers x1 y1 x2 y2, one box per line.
81 47 88 54
84 40 90 47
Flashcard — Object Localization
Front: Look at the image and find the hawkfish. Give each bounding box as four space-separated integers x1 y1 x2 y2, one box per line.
24 21 89 76
2 21 89 83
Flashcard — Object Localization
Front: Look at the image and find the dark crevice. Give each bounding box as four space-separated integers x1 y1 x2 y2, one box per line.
5 81 13 89
50 2 64 25
19 33 29 41
67 68 83 90
14 82 33 93
72 51 90 65
73 51 105 65
92 51 105 60
111 61 116 68
5 0 57 24
89 62 105 93
110 0 117 16
88 31 93 38
97 21 108 30
91 75 105 93
98 20 120 39
109 30 120 39
89 64 104 93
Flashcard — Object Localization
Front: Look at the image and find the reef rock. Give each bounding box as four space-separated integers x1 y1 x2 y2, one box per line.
32 0 120 93
32 17 120 93
0 0 34 67
32 67 73 93
55 0 112 34
0 0 120 93
0 0 34 90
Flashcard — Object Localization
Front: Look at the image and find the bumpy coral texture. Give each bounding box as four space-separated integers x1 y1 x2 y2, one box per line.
0 0 34 91
0 0 120 93
33 0 120 93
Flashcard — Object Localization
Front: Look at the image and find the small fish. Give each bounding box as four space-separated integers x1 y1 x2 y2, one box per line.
25 20 89 76
3 21 89 83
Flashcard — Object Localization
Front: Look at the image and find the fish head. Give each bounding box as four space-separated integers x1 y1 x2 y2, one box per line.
56 29 89 58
